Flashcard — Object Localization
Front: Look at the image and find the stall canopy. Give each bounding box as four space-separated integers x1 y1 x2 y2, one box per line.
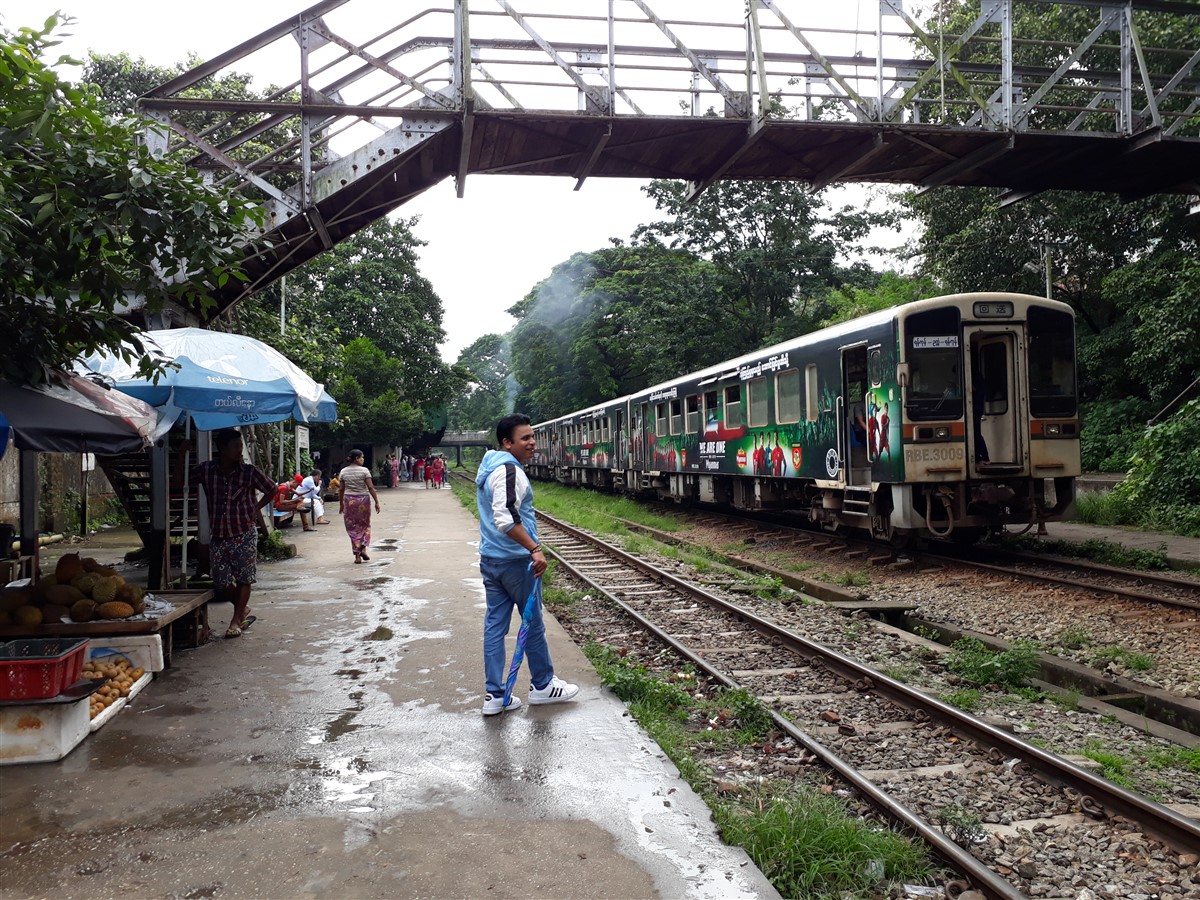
0 374 156 455
78 328 337 431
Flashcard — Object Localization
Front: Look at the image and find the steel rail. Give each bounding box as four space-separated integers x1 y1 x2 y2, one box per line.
537 510 1200 856
535 515 1022 900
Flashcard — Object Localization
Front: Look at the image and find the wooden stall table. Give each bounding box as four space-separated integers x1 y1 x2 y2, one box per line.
0 590 214 668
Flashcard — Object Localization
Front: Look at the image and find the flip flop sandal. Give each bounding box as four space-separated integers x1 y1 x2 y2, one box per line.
241 615 257 630
224 625 243 639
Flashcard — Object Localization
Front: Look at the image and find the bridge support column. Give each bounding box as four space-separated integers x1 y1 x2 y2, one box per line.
456 446 463 468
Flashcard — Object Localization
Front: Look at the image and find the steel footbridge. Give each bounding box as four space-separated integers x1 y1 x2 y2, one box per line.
136 0 1200 317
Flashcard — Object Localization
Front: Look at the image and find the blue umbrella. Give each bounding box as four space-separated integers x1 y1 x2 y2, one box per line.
78 328 337 430
502 566 542 708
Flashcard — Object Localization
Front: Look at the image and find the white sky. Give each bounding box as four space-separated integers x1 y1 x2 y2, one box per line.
11 1 903 361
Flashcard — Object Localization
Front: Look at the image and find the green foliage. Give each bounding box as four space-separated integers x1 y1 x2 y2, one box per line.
586 643 693 714
719 791 934 898
934 804 985 846
991 532 1172 569
1080 740 1134 788
1110 399 1200 538
946 637 1039 689
0 17 262 386
1055 626 1092 651
1078 397 1156 472
1090 646 1155 672
940 688 982 711
448 334 512 430
257 529 291 561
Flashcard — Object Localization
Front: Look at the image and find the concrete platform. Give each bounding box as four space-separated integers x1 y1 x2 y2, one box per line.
0 484 778 899
1043 520 1199 569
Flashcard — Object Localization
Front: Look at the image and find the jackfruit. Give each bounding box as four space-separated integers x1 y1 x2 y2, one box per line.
0 586 30 613
130 593 146 615
55 553 83 583
92 577 122 604
92 566 120 579
71 573 100 596
14 605 42 626
34 574 57 598
80 557 100 573
96 601 134 620
41 603 69 624
70 599 96 623
45 584 85 607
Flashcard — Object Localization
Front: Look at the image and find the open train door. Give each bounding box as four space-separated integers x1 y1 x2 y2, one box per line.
840 344 870 487
966 329 1024 472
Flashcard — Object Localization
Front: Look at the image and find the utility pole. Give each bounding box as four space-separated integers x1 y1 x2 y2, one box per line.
278 275 286 480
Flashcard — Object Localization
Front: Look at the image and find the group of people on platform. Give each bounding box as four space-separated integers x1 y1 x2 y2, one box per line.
189 422 579 716
381 452 449 489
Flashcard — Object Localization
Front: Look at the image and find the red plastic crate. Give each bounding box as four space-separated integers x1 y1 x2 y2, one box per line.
0 638 90 701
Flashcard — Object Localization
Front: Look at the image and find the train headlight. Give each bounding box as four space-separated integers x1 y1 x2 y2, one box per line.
934 426 951 439
1045 423 1062 436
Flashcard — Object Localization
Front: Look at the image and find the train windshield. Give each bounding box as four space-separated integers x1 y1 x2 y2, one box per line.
1027 306 1077 417
904 307 964 420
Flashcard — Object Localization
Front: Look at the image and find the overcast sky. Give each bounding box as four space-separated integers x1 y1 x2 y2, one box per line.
11 1 902 361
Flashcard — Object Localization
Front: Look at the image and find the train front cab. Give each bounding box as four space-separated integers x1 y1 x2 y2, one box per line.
890 294 1080 539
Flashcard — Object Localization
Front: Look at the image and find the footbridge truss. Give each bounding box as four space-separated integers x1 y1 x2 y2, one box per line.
137 0 1200 317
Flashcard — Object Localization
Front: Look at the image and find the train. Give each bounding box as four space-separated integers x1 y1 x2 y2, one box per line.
528 292 1081 544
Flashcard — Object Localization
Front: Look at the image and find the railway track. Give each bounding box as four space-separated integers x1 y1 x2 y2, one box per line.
536 509 1200 899
686 506 1200 612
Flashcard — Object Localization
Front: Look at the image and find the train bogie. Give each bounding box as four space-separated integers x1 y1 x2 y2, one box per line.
531 293 1081 543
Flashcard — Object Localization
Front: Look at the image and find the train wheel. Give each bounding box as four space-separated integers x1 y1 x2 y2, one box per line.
949 527 986 546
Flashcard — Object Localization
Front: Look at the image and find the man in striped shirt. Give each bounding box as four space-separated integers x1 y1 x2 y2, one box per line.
190 428 276 639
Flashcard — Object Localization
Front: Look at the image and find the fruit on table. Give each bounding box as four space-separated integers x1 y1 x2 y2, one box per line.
96 601 135 620
14 605 42 626
83 656 147 720
14 557 150 622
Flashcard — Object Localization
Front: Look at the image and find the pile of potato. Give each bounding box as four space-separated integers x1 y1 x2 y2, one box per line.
0 553 148 627
83 656 146 720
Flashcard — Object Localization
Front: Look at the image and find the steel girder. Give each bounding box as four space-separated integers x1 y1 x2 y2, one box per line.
135 0 1200 314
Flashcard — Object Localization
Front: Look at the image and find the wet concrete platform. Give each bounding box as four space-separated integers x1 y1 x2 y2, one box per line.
1042 520 1199 569
1 484 779 899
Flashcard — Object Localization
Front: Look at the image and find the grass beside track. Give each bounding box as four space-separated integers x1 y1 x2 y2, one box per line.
449 470 940 898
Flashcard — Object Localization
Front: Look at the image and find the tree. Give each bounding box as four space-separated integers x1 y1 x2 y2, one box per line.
632 179 886 355
449 334 512 430
0 17 261 385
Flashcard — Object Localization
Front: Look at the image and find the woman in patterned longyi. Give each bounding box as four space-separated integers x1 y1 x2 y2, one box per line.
337 449 380 563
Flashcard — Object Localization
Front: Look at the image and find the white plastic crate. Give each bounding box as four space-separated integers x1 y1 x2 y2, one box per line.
88 635 164 673
0 696 90 765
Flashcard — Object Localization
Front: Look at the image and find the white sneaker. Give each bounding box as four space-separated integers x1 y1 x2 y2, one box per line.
528 676 579 705
482 693 522 716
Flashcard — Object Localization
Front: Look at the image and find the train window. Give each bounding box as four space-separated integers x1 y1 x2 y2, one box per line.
655 402 667 437
868 347 883 388
805 364 819 421
670 398 683 435
603 417 610 441
704 391 719 433
747 377 769 427
776 369 801 424
1027 306 1077 418
905 307 964 421
686 395 700 432
724 385 742 429
978 343 1009 414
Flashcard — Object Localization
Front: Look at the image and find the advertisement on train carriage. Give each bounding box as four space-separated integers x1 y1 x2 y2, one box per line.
636 330 904 485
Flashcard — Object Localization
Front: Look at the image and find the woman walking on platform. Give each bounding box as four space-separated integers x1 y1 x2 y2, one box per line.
338 449 380 563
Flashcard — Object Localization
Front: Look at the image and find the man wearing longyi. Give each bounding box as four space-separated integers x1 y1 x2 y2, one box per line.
190 428 275 639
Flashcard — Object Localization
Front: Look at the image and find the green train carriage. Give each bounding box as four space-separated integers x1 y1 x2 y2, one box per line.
532 292 1080 543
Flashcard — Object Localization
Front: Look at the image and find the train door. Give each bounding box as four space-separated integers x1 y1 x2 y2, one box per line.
612 407 625 469
840 344 870 486
966 329 1022 470
637 402 651 469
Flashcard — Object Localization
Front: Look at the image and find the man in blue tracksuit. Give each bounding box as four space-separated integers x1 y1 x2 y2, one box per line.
476 414 580 716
